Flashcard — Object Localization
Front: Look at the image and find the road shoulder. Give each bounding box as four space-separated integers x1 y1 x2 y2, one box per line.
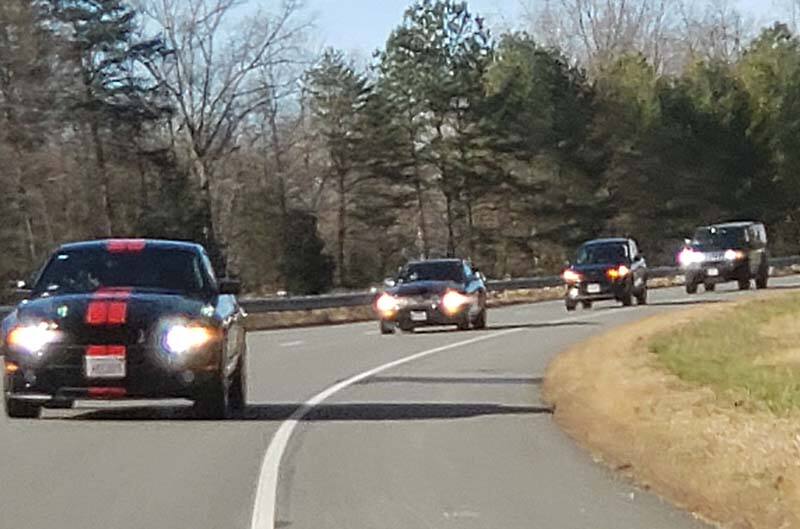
543 291 800 529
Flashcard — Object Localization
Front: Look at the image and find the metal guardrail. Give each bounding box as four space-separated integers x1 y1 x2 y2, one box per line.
0 256 798 318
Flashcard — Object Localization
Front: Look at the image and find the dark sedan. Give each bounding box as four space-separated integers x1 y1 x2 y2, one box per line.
562 238 648 311
375 259 487 334
2 239 247 419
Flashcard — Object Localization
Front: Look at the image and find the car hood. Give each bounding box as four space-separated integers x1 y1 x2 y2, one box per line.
3 291 218 345
570 263 623 273
390 280 465 297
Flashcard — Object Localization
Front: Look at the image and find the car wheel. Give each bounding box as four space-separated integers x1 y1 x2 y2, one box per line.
621 291 633 307
472 308 487 330
228 352 247 417
457 314 471 331
756 269 769 290
581 301 593 310
565 300 577 312
686 282 698 295
380 320 395 335
738 279 751 291
194 377 229 420
5 397 42 419
704 282 716 292
399 322 415 333
636 287 648 305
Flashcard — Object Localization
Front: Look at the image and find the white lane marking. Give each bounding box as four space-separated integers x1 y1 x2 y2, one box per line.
279 341 304 348
249 328 524 529
364 330 379 336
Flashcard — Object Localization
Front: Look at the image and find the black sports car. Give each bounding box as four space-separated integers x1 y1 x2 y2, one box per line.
2 239 247 419
562 238 648 311
375 259 487 334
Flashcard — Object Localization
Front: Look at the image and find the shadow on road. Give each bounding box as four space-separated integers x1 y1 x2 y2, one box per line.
411 320 599 334
65 401 552 422
358 375 544 386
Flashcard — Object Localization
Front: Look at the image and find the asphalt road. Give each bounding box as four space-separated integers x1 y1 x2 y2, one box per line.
3 277 799 529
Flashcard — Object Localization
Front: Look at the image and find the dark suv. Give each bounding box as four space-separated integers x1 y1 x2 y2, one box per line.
562 238 648 311
679 221 769 294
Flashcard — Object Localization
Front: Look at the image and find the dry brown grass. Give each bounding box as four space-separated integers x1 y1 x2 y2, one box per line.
543 292 800 529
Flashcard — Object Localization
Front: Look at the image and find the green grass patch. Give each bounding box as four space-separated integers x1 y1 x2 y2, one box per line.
650 294 800 414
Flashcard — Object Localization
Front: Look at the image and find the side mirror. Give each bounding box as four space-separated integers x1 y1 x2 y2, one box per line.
635 254 645 262
8 280 32 302
218 278 241 295
383 278 397 288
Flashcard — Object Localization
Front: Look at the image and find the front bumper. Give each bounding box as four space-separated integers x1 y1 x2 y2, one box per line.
4 345 221 402
565 280 630 301
684 260 749 283
379 304 469 327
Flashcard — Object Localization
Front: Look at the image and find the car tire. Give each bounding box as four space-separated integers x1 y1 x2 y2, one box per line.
194 378 230 420
5 397 42 419
581 301 593 310
228 352 247 417
704 282 716 292
636 287 648 305
457 314 471 331
756 268 769 290
621 291 633 307
380 320 395 335
472 308 487 330
738 279 751 291
566 300 577 312
686 282 698 295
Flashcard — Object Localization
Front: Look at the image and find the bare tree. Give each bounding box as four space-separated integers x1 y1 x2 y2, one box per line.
135 0 311 263
675 0 754 65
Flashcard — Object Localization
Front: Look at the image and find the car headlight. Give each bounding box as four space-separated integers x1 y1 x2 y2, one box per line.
7 322 61 354
607 265 630 280
562 269 582 283
725 249 746 261
679 248 704 267
442 291 471 315
162 325 218 355
376 293 402 315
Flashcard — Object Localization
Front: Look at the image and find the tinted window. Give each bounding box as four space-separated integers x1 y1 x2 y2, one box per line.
400 262 465 283
35 248 208 296
576 243 629 265
692 227 747 249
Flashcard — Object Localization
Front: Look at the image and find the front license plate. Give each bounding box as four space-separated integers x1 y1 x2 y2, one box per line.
85 356 126 379
410 311 428 322
707 268 719 277
587 284 601 294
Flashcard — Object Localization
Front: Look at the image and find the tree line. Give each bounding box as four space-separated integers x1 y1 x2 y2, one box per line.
2 0 800 296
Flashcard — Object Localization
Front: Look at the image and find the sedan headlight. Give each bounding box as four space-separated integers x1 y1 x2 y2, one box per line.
7 322 61 354
562 269 582 283
442 291 471 315
162 324 218 355
376 293 402 315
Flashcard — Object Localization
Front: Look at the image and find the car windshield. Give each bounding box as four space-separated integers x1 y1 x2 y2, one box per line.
399 262 464 283
576 243 629 265
34 248 208 296
692 227 747 249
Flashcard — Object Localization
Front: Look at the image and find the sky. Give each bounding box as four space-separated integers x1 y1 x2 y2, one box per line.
309 0 787 55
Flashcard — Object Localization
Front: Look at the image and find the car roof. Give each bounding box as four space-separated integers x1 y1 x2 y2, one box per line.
57 239 204 253
698 221 760 230
581 238 630 246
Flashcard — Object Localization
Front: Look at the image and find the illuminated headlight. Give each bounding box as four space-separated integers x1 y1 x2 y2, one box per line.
376 293 402 315
562 270 582 283
679 248 704 267
162 325 217 355
725 249 746 261
7 323 61 354
442 291 471 315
